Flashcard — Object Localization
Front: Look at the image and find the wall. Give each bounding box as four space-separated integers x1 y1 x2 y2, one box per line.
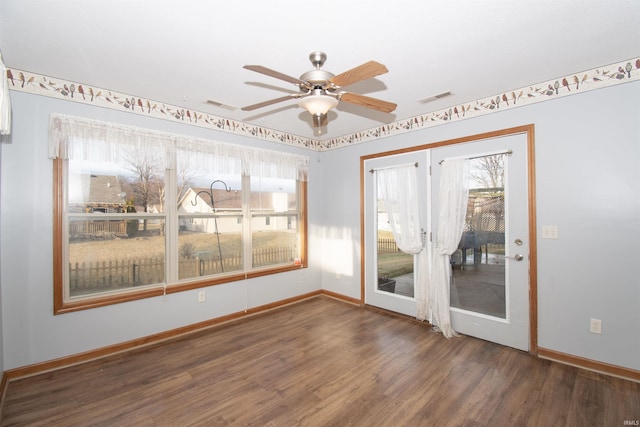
0 92 322 370
318 81 640 371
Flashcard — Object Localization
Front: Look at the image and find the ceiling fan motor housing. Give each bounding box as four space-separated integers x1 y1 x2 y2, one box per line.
299 69 335 91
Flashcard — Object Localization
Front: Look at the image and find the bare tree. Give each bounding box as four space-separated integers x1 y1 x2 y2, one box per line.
176 168 195 208
469 154 505 233
118 146 201 237
155 168 195 212
124 149 163 231
469 154 504 190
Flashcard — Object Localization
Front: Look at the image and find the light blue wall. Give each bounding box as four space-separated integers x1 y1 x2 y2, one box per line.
318 80 640 371
0 92 322 370
2 80 638 373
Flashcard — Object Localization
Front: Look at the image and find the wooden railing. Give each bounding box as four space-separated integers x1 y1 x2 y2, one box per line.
377 238 399 254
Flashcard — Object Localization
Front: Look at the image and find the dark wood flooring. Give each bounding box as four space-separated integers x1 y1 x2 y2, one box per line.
2 296 639 426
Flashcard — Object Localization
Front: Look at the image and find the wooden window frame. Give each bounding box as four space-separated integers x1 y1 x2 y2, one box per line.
53 159 307 315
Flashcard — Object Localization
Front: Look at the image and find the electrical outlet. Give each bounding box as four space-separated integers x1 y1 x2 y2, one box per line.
590 318 602 334
542 225 559 239
198 290 206 303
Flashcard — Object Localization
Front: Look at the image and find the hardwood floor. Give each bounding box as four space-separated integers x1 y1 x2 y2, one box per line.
2 296 639 426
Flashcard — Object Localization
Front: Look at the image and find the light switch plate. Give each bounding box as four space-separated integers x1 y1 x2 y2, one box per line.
542 225 558 239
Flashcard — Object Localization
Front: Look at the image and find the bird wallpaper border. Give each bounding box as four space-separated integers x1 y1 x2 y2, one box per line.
5 57 639 151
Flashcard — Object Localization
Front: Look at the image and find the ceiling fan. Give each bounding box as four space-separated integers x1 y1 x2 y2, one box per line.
241 51 397 127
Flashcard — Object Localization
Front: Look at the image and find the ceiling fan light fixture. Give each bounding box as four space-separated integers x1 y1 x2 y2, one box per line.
298 90 339 116
312 113 328 128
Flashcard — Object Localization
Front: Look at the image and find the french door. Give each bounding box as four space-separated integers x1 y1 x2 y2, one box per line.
363 151 429 317
430 133 530 351
363 126 534 351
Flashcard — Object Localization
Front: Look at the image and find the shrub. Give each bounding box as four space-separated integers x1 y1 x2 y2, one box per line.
180 242 195 259
125 198 138 238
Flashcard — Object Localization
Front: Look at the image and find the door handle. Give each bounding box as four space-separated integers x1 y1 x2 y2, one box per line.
508 254 524 261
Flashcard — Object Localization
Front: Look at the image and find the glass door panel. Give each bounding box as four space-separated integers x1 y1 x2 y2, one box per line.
450 154 507 318
376 198 414 298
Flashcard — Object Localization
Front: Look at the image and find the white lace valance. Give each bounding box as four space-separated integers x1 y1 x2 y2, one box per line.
48 113 308 181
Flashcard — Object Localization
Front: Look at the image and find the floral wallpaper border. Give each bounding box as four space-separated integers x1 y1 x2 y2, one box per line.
6 57 639 152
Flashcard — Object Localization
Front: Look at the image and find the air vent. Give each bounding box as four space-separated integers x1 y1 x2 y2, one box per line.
418 91 452 104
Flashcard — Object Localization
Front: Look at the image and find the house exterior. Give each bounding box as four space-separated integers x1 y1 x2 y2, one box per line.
68 174 128 235
178 186 296 234
69 174 125 211
178 187 243 234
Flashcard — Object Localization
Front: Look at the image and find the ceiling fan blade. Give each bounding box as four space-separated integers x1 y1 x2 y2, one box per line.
330 61 389 88
243 65 309 87
340 92 397 113
241 94 300 111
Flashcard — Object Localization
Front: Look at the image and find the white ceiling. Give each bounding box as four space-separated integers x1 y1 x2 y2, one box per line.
1 1 638 141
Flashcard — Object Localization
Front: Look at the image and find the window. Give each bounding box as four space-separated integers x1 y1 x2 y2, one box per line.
250 176 299 269
51 114 308 314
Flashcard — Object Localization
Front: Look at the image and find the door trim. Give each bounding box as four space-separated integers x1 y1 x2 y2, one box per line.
360 124 537 353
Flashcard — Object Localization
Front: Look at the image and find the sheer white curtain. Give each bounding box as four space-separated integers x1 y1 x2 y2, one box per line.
430 158 470 338
377 165 422 253
0 51 11 138
377 164 429 319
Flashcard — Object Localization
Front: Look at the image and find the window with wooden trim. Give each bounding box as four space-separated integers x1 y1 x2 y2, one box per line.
51 115 308 314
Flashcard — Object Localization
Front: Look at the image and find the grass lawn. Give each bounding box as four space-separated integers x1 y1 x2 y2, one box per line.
378 251 414 278
69 230 296 264
376 230 414 278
